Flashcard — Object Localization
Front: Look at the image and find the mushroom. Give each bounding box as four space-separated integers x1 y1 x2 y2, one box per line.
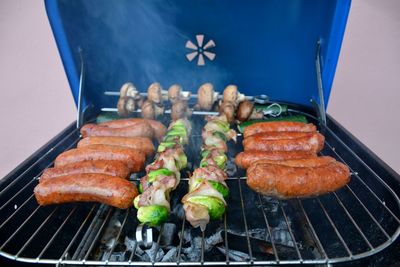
117 97 136 117
168 84 191 104
223 85 245 108
219 101 236 123
117 82 143 117
141 100 155 119
195 83 219 111
147 82 167 104
154 103 165 117
236 100 264 122
171 100 192 121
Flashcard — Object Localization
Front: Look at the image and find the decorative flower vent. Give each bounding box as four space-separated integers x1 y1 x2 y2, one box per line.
185 34 216 66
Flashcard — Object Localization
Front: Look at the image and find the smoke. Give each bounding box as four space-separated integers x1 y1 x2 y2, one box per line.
67 0 232 100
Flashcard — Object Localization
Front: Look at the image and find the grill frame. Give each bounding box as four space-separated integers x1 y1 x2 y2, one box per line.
0 106 399 266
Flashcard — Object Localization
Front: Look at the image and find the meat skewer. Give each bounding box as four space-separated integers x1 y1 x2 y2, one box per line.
182 114 237 230
134 118 192 226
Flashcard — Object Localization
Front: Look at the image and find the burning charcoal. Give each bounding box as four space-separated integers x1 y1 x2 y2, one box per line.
144 243 165 262
159 223 177 246
204 230 224 249
216 246 251 261
161 247 177 262
272 221 295 247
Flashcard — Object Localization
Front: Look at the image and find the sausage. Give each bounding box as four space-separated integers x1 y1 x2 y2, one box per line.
100 118 167 141
34 174 138 209
54 145 145 172
235 150 317 169
41 160 130 182
80 122 154 139
243 121 317 138
252 156 336 168
246 161 350 198
243 132 325 153
77 136 154 157
243 131 313 141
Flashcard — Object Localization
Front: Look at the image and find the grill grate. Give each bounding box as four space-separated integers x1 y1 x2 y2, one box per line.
0 106 399 265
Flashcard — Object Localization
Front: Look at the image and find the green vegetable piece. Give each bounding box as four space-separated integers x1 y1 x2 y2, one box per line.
138 183 143 194
186 196 226 220
167 127 187 138
213 131 227 142
208 180 229 199
163 134 184 144
157 141 176 152
190 179 229 199
133 195 140 209
214 154 228 169
176 153 188 170
200 149 210 158
148 168 174 182
214 120 230 133
137 205 169 226
200 159 209 168
238 115 308 133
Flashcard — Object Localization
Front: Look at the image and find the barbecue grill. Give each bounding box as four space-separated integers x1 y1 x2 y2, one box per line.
1 0 400 266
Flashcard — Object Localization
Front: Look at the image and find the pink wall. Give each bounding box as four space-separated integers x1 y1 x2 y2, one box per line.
0 0 399 178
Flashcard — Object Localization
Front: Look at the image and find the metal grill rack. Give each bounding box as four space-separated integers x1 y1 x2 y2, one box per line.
0 106 399 266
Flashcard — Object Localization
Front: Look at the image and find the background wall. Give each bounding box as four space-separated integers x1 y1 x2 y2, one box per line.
0 0 399 178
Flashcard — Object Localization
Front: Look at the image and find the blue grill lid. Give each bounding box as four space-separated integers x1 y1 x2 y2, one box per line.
45 0 350 110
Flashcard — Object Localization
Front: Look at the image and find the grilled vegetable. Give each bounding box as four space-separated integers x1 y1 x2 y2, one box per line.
184 196 226 220
189 179 229 199
137 205 169 226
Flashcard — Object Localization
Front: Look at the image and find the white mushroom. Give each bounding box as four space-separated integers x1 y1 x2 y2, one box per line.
171 100 192 121
236 100 264 122
195 83 219 111
141 100 155 119
168 84 191 104
223 85 245 108
147 82 168 104
117 97 136 117
219 101 236 123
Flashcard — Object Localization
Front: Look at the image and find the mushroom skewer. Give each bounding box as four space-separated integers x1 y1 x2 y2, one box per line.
134 118 192 226
182 114 237 230
117 82 143 117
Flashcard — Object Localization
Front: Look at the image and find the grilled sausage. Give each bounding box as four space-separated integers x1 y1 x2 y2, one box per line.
247 161 350 198
54 145 145 172
100 119 167 141
34 174 138 209
235 150 317 169
252 156 336 168
243 131 313 141
40 160 130 182
77 136 154 157
243 121 316 138
243 132 325 153
80 122 154 139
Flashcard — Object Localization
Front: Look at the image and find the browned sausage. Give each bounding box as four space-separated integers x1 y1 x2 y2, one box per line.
252 156 336 168
235 150 317 169
34 174 138 209
247 161 350 198
243 132 325 153
40 160 130 182
54 145 145 172
100 118 167 141
243 121 316 138
80 122 154 139
243 131 313 140
77 136 154 157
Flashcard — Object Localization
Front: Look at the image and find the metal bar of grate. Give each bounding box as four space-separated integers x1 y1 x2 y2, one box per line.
36 206 78 260
176 216 185 263
278 201 303 262
223 213 230 264
0 138 80 212
0 205 42 251
83 208 113 261
152 224 164 264
106 210 130 263
324 140 400 224
297 199 328 261
200 230 205 264
15 207 60 258
0 193 35 229
59 204 97 262
0 128 79 196
316 198 353 258
237 177 253 263
257 195 279 262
